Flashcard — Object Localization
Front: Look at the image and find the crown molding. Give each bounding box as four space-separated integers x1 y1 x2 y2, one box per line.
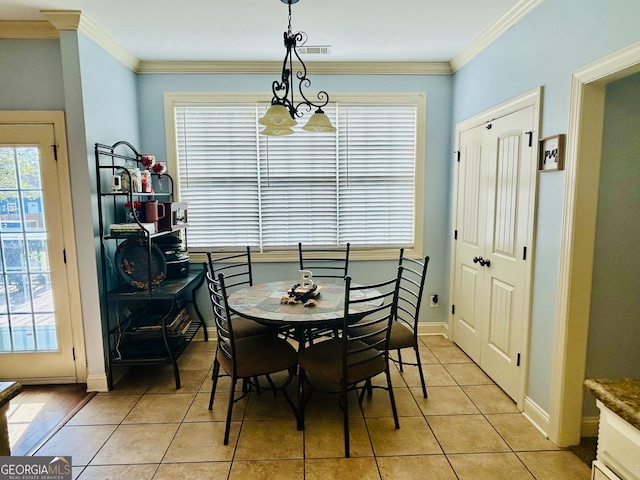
0 21 59 39
8 1 540 76
138 60 452 75
450 0 543 72
40 10 82 30
40 10 139 72
75 13 140 71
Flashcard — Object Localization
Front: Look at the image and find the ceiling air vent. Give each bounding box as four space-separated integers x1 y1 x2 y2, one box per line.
297 45 331 55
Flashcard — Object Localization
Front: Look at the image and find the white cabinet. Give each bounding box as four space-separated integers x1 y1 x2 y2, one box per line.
594 400 640 480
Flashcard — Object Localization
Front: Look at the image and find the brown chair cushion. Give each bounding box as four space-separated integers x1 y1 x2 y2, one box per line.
387 321 415 350
217 335 297 378
298 338 386 385
356 320 415 350
229 315 278 338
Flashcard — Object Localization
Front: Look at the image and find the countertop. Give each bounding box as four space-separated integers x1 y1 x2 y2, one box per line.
584 377 640 430
0 381 23 407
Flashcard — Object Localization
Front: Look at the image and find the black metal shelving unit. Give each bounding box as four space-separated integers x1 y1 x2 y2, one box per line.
95 141 208 390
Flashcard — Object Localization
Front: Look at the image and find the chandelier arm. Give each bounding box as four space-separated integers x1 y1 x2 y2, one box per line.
290 32 330 114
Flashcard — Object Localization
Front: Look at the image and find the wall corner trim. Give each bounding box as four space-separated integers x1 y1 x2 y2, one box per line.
40 10 82 31
41 9 140 72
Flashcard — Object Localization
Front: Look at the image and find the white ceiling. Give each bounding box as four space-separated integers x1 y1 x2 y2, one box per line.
0 0 524 63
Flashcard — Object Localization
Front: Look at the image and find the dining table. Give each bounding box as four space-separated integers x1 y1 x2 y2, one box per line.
226 278 382 344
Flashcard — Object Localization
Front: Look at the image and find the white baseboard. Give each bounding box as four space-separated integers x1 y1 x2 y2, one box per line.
417 322 449 337
581 416 600 438
523 395 551 437
11 376 77 385
86 373 109 392
201 327 216 341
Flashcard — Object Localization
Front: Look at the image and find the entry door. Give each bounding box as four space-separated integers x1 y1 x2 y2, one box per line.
452 106 535 401
0 123 77 381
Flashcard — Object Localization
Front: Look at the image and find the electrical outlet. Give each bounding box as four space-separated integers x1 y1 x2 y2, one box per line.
430 295 438 308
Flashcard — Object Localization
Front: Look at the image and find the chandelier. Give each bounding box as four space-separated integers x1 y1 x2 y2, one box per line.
259 0 336 136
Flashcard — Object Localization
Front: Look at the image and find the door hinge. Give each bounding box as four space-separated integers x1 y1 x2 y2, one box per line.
523 246 527 260
72 347 76 361
517 353 521 367
51 144 58 161
451 304 455 315
454 230 458 240
525 131 533 147
455 150 460 162
63 249 67 264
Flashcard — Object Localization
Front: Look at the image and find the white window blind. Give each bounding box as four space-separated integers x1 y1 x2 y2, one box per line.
173 97 418 251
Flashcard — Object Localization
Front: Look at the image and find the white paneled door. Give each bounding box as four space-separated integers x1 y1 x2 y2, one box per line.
452 105 536 402
0 123 77 382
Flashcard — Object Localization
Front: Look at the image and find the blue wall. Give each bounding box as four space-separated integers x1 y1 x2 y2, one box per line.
79 35 140 150
453 0 640 412
0 39 65 109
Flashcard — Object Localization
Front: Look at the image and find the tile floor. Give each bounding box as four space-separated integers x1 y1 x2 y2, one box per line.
32 335 592 479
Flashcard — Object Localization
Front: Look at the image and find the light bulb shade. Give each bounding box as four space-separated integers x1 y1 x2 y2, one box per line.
260 125 295 136
301 111 336 132
258 104 297 127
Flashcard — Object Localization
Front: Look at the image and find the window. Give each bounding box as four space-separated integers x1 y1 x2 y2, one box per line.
165 93 425 256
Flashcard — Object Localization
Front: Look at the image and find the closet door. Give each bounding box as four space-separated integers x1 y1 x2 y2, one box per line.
452 105 535 402
480 106 535 400
452 122 488 364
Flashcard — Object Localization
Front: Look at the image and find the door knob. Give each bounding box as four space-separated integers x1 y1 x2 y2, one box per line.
473 256 482 264
480 258 491 267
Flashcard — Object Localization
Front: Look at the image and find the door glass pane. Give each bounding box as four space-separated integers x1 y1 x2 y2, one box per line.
0 145 56 352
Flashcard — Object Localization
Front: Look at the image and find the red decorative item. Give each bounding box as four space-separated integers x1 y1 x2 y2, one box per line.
152 161 167 180
141 154 156 169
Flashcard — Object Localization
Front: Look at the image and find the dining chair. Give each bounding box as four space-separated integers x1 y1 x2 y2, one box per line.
207 249 275 338
297 242 351 343
298 242 350 279
360 249 430 398
207 271 298 445
296 270 402 457
391 249 430 398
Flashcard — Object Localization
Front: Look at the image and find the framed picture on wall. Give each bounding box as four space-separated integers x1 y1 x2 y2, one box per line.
538 134 565 172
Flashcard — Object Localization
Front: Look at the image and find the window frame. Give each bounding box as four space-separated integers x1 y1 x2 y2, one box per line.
163 92 426 262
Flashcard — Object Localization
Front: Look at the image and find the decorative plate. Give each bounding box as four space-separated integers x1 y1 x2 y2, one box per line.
115 238 166 289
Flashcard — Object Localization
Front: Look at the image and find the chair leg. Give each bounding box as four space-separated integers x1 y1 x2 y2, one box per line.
208 359 221 410
342 380 350 458
224 376 237 445
280 367 298 415
358 380 367 403
414 345 428 398
265 374 278 395
358 379 373 403
385 367 400 429
397 348 404 372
